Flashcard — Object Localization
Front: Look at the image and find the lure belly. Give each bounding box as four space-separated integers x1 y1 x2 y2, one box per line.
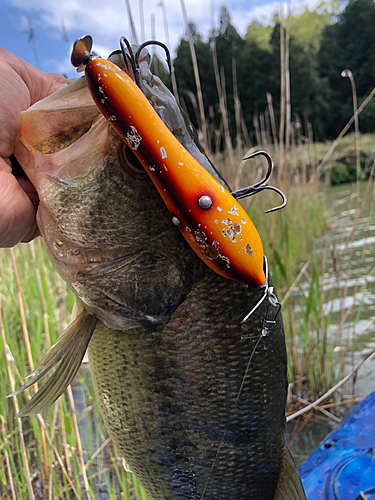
83 57 266 288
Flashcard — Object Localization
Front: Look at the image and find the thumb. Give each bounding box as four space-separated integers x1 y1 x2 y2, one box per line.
0 49 67 158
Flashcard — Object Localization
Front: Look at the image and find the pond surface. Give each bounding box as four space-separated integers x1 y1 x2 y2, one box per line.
288 180 375 465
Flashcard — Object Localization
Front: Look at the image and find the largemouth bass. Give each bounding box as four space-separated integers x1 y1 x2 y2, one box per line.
12 48 306 499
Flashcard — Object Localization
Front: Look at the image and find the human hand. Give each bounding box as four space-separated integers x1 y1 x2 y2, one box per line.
0 48 67 247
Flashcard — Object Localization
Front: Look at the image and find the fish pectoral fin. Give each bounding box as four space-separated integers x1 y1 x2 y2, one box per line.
8 309 97 417
273 445 307 500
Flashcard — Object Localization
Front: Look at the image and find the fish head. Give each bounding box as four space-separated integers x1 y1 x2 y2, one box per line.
14 58 204 331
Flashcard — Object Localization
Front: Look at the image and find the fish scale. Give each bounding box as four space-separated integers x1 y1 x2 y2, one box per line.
88 269 286 499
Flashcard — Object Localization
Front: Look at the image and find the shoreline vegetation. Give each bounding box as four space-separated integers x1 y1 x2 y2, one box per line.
0 146 373 498
1 0 375 495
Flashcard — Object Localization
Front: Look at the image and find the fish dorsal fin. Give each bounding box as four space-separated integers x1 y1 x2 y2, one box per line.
273 444 307 500
9 309 97 417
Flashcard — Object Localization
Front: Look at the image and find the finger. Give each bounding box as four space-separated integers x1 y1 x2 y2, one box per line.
0 49 67 158
2 49 67 106
17 177 39 210
0 160 38 247
21 225 40 244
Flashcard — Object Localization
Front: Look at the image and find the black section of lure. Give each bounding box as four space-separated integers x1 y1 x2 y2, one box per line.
231 151 287 214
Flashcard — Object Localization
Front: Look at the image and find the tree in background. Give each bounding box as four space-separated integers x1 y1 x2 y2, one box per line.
169 0 374 145
318 0 375 137
269 22 332 140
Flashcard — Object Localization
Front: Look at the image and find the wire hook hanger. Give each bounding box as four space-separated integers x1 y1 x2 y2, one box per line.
241 255 281 328
231 151 287 214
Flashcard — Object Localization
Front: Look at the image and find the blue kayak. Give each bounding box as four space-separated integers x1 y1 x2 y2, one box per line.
299 390 375 499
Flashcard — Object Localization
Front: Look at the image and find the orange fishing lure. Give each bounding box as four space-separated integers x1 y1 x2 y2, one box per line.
71 36 285 290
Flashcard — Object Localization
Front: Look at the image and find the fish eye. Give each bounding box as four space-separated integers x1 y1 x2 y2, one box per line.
120 143 146 178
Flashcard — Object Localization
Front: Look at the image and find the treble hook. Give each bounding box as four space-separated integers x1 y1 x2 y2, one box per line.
135 40 172 74
120 37 137 79
118 38 172 93
134 40 172 91
231 151 287 214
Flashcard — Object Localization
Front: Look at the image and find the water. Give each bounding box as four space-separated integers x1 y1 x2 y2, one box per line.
288 181 375 465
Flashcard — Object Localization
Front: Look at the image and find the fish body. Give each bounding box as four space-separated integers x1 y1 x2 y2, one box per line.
13 51 305 499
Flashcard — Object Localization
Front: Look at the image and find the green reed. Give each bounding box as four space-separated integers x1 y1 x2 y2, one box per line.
243 181 334 398
0 241 148 499
215 142 374 404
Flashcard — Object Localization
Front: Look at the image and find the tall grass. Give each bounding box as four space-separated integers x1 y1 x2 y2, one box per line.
0 241 148 499
213 143 375 406
284 169 375 408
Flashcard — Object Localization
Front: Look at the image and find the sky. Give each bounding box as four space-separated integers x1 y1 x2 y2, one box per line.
0 0 311 78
